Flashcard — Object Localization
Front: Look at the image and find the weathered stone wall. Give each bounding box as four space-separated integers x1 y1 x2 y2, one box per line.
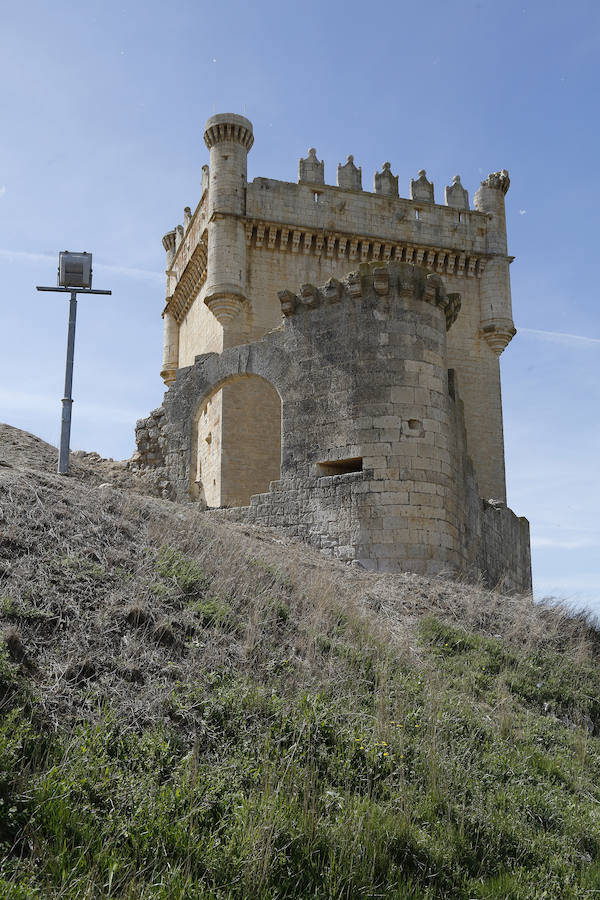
132 407 167 469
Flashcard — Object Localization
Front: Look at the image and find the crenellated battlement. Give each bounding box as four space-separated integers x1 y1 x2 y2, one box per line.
203 113 254 151
165 152 508 317
277 262 461 330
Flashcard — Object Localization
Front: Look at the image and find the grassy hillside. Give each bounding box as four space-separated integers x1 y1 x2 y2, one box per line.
1 424 600 899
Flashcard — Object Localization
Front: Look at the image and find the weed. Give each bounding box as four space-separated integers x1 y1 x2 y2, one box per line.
187 596 233 628
156 547 209 595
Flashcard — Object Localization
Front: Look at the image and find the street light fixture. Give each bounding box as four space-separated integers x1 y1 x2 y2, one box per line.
37 252 111 475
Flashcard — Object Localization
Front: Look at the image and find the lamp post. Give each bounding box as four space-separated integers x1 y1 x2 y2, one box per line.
37 252 111 475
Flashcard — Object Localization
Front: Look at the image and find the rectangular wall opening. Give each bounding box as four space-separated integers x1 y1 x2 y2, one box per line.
317 457 363 476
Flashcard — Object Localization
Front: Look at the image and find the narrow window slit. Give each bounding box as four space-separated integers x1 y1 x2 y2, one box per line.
317 457 363 476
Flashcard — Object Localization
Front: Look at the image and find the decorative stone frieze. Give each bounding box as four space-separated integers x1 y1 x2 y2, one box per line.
166 239 208 324
243 219 487 278
275 264 461 330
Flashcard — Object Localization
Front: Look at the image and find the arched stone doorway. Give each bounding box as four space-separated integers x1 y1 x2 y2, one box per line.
191 374 282 508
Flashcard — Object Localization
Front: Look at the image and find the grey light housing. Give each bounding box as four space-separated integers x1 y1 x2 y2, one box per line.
58 251 92 289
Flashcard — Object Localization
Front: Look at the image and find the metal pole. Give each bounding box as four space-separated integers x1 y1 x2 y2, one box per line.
37 279 110 474
58 291 78 474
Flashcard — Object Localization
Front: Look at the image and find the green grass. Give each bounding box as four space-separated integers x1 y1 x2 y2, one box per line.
156 547 210 595
2 613 600 898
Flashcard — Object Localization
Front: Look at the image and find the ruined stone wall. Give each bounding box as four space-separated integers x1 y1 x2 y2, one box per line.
142 262 530 590
132 407 167 469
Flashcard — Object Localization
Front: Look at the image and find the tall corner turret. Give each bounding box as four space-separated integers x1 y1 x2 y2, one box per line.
474 170 516 356
202 113 254 326
160 229 179 385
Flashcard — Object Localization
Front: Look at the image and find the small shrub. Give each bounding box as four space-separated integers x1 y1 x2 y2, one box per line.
188 597 233 628
156 547 209 595
267 596 289 624
0 596 18 617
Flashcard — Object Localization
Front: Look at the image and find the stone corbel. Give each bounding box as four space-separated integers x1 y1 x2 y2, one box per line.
278 290 297 316
373 268 389 295
481 320 516 355
322 277 342 303
346 272 362 298
299 283 320 309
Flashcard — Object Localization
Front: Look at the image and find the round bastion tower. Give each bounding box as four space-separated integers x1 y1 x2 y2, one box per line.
203 113 254 338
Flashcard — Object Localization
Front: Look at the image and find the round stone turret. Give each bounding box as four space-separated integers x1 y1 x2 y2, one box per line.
474 170 516 356
203 113 254 152
203 113 254 328
162 229 177 269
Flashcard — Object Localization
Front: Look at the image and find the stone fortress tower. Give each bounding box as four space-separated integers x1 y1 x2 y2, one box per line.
135 112 531 590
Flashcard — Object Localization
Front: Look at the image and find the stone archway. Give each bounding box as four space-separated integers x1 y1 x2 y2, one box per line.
191 374 282 507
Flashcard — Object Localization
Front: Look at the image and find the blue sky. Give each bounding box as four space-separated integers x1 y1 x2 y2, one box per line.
1 0 598 611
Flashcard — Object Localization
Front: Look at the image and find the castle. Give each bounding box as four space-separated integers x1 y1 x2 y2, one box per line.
133 112 531 591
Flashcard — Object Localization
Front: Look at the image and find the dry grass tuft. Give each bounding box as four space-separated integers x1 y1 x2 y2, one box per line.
3 625 27 664
63 657 96 683
151 620 178 647
124 603 154 627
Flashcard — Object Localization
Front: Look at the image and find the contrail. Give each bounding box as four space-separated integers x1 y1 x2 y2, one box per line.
519 327 600 347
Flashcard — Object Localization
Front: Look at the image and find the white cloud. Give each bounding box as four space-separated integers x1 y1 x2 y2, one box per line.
0 248 162 284
519 209 526 215
519 327 600 347
532 535 600 550
0 186 6 198
95 262 162 284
